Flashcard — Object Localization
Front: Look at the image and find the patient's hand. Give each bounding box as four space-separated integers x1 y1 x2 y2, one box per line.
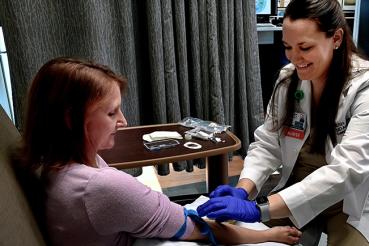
266 226 301 245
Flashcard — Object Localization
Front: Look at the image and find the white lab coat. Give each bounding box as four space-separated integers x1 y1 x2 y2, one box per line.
240 55 369 240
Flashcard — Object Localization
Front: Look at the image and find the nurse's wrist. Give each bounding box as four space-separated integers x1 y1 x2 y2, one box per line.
237 178 257 198
256 196 270 222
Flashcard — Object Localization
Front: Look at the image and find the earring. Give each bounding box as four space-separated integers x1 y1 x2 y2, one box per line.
335 46 339 50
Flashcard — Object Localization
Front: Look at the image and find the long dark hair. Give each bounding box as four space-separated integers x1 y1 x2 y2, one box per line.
22 57 127 172
270 0 357 153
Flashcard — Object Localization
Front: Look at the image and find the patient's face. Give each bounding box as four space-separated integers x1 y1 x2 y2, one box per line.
84 83 127 154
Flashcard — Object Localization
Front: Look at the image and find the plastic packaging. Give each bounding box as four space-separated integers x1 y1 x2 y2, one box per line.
144 139 180 151
179 117 230 134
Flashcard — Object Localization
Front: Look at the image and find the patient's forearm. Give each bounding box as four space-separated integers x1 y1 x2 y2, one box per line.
184 220 300 245
184 220 269 244
208 221 271 244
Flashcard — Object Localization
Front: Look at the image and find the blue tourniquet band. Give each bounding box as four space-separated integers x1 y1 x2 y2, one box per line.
171 208 218 245
187 209 218 245
171 208 188 239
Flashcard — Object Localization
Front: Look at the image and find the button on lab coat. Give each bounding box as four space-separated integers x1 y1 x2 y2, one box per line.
240 56 369 240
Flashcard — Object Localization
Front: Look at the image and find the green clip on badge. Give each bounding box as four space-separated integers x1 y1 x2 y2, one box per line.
294 90 304 102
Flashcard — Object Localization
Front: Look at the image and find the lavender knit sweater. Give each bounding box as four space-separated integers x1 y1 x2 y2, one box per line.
45 155 194 245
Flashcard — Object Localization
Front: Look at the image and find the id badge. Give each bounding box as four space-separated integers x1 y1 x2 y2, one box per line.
284 112 306 140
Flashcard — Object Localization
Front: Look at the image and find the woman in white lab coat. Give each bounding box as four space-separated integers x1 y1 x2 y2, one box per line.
197 0 369 245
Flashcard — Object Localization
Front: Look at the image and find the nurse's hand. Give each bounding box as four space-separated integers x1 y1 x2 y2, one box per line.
197 196 261 223
209 185 249 200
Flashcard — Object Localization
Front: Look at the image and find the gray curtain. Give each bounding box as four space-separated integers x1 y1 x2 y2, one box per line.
0 0 264 176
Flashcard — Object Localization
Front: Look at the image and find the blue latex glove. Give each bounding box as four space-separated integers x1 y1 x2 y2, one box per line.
197 196 261 223
209 185 249 200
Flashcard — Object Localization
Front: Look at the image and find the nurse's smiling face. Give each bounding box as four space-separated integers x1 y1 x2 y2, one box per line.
282 17 341 85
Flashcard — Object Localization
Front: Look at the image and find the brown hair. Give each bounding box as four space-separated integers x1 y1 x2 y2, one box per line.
270 0 357 153
22 57 127 171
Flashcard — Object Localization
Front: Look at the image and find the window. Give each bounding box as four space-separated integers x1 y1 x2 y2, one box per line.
0 26 14 122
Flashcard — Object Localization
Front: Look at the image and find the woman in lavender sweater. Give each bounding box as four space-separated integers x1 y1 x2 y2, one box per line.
20 57 301 245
